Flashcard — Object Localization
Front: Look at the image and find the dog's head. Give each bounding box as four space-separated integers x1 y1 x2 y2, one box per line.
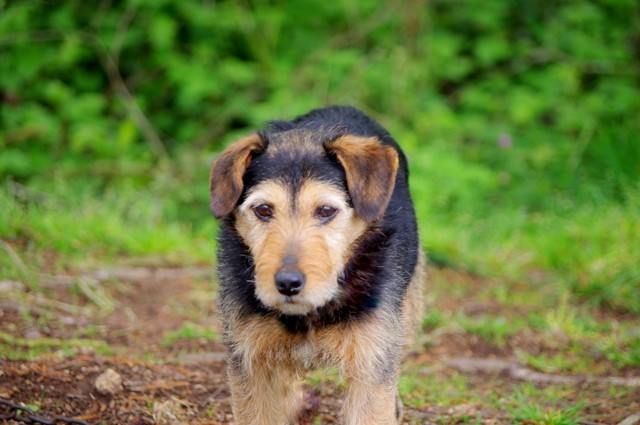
210 129 399 315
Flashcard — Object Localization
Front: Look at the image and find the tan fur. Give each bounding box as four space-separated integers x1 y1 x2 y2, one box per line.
226 317 307 425
236 179 367 315
227 366 305 425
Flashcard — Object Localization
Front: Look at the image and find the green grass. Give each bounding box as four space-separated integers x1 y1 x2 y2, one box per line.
422 307 447 331
0 331 111 360
426 263 640 377
399 362 590 424
498 384 584 425
407 143 640 314
161 322 220 347
456 313 525 347
598 328 640 369
400 368 471 408
306 367 347 392
0 182 214 277
516 350 598 375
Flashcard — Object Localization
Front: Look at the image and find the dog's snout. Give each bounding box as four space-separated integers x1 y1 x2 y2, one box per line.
275 269 306 296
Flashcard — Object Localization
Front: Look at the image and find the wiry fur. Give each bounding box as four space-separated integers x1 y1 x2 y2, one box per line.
210 106 425 424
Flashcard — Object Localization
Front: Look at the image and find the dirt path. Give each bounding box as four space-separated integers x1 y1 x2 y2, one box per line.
1 267 638 424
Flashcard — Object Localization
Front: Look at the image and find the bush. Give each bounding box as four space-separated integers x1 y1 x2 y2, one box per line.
1 0 638 196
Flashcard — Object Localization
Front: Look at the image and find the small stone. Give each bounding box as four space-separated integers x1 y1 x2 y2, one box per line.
153 398 194 424
94 368 123 395
0 280 25 292
24 328 42 340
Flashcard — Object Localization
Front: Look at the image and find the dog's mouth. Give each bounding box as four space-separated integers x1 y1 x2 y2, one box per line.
256 288 338 316
273 295 317 315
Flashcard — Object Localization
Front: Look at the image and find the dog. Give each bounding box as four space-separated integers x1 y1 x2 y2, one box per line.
209 106 425 424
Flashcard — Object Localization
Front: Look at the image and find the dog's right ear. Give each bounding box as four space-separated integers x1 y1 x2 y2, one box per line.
209 133 266 218
324 135 399 223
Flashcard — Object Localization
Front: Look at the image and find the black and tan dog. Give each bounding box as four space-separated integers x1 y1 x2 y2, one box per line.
209 106 425 424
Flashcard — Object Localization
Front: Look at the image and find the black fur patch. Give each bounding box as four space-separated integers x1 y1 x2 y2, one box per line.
240 135 347 205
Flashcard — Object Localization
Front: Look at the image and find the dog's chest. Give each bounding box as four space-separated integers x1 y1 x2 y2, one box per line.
283 326 332 369
284 321 376 372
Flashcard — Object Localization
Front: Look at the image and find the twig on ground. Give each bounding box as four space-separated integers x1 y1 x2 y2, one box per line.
618 413 640 425
76 277 116 312
40 266 212 288
0 241 31 276
28 292 94 316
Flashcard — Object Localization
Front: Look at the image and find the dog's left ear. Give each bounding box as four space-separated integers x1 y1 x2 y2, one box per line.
324 135 399 223
210 133 266 218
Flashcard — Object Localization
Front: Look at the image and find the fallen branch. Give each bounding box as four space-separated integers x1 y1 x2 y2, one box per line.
618 413 640 425
40 266 212 288
0 241 33 279
445 357 640 388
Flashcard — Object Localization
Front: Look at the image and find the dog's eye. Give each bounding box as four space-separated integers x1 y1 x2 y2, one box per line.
315 205 338 222
252 203 274 221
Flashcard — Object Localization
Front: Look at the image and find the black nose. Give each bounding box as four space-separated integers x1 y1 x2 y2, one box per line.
275 269 305 296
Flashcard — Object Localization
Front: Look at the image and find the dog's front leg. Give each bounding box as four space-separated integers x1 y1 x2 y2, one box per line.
336 318 405 425
227 358 304 425
342 377 402 425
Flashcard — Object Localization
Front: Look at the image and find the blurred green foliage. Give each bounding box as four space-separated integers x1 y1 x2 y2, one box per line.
1 1 639 311
2 0 639 192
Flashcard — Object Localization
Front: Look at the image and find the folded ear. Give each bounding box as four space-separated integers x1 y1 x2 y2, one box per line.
324 135 399 223
209 133 266 218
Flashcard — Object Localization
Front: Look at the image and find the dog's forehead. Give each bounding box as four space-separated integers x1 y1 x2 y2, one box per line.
244 129 345 188
264 129 326 157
